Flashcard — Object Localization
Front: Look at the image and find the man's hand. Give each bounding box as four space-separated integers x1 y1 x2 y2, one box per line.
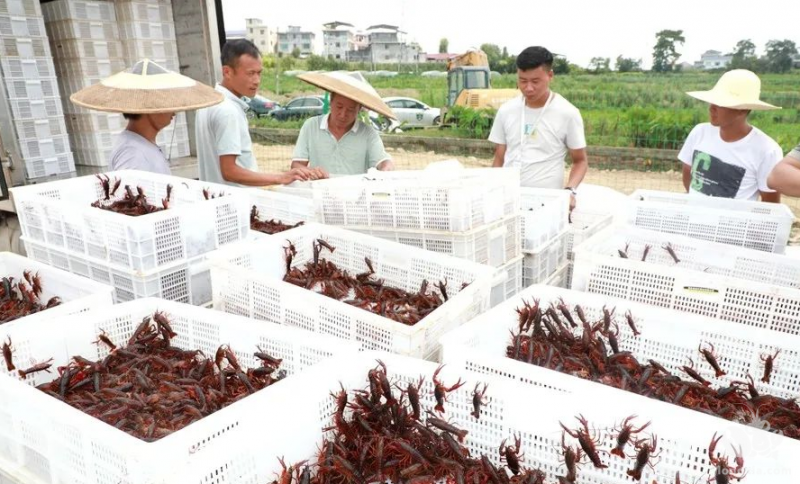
278 168 313 185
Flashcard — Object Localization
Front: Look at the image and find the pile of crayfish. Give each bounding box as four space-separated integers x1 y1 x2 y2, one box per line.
0 270 61 324
269 362 747 484
91 175 171 216
506 298 800 440
251 205 304 235
21 312 285 441
283 239 467 326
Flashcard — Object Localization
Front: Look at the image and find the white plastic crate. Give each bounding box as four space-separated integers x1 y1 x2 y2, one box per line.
64 112 125 133
156 121 189 146
628 189 794 253
12 170 251 273
72 148 112 167
13 117 67 141
8 98 63 120
50 38 124 59
246 351 800 484
573 225 800 334
0 58 56 80
359 214 521 268
69 131 116 151
158 138 190 159
56 74 101 100
0 251 113 330
0 298 358 484
567 206 614 260
41 0 115 22
44 19 119 42
312 167 521 232
522 228 568 287
520 187 569 252
23 237 211 305
23 152 75 180
211 223 496 360
0 37 50 58
18 136 69 161
121 38 178 61
490 255 522 308
118 21 176 41
2 77 58 100
115 1 173 23
54 57 126 79
0 15 46 37
0 0 42 17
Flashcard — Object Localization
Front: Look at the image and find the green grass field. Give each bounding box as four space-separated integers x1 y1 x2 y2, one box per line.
257 71 800 152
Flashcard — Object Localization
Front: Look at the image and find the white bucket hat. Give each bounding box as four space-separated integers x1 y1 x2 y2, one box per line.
298 71 396 119
686 69 780 111
70 59 223 114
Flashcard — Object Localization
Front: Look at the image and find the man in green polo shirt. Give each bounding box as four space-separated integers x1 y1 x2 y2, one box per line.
291 72 396 175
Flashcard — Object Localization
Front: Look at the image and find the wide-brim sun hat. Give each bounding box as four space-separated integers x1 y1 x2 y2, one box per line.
70 59 224 114
298 71 397 120
686 69 780 111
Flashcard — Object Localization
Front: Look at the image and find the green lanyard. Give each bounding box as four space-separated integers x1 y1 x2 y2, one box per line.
322 92 330 114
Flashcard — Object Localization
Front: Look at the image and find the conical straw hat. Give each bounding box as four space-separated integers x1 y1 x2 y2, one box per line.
70 59 224 114
298 71 396 119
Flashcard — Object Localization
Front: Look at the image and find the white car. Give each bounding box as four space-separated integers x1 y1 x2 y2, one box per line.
383 96 441 127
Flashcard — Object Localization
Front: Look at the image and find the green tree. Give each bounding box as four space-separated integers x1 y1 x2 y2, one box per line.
552 57 571 74
730 39 760 71
652 29 685 72
439 38 449 53
615 56 642 72
765 39 798 73
589 57 611 73
291 47 301 59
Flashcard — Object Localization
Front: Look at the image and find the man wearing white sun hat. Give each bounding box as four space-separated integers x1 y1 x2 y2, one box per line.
679 69 783 202
291 71 397 175
70 59 224 175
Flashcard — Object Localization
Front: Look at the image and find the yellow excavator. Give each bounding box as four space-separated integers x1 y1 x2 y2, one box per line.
443 49 518 121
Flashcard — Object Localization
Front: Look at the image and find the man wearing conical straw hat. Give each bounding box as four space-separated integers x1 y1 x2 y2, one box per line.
70 59 223 174
291 71 396 175
195 40 326 187
679 69 783 202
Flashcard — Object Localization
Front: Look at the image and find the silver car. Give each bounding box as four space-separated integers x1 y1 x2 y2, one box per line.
383 97 441 127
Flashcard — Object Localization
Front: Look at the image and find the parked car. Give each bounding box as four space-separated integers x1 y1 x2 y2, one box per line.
383 96 441 127
246 95 280 118
270 96 324 121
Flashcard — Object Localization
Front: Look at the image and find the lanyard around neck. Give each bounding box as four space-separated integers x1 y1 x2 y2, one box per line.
520 91 555 145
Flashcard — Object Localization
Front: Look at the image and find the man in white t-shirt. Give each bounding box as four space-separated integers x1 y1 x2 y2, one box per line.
488 46 588 207
679 69 782 202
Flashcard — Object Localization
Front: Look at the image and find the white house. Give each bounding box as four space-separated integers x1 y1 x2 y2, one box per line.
694 50 732 70
245 18 277 53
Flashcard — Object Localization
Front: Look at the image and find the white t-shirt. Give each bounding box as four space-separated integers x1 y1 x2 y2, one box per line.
678 123 782 201
109 130 170 175
488 94 586 187
195 84 258 187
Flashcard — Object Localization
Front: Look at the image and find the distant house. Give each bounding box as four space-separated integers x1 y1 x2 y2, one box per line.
426 53 455 63
694 50 732 70
793 54 800 69
245 18 277 53
346 25 420 64
322 21 355 60
277 26 316 56
225 30 246 41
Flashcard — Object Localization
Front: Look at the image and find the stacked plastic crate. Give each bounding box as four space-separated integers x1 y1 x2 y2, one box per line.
43 0 126 174
0 0 75 181
115 0 189 159
310 167 524 308
519 188 570 288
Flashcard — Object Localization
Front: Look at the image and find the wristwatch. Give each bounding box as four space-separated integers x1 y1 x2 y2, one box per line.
564 186 577 196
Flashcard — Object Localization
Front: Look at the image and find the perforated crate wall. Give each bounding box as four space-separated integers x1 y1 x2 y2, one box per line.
627 189 794 253
573 225 800 335
490 255 522 307
522 229 568 287
520 187 569 252
0 298 357 484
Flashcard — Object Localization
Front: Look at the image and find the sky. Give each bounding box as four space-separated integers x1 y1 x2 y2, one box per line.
221 0 798 69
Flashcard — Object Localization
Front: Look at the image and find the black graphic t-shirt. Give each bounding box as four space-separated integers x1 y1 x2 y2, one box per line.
689 150 746 198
